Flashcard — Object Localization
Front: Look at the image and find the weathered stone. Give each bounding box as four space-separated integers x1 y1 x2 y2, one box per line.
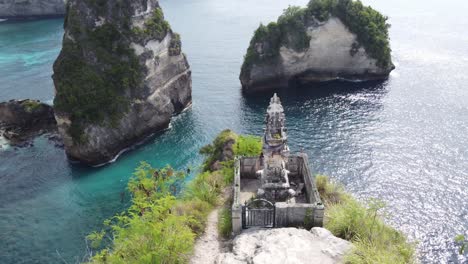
216 227 353 264
241 17 394 92
0 0 65 19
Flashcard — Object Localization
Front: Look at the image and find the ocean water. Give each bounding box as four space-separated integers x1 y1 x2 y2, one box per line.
0 0 467 263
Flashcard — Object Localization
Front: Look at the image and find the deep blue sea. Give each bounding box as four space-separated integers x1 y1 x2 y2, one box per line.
0 0 467 263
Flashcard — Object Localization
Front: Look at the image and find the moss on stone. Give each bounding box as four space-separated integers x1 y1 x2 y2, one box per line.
169 33 181 56
21 100 42 113
133 7 171 44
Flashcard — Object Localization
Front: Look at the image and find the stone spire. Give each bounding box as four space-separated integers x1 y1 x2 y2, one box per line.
263 93 289 156
258 94 293 201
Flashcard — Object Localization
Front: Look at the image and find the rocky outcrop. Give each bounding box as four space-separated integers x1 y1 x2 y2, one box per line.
240 1 394 93
217 227 353 264
0 0 65 19
52 0 191 165
0 99 57 145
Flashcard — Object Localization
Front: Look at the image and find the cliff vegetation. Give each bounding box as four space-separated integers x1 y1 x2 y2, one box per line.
316 175 415 263
54 2 173 143
85 130 262 263
242 0 392 75
84 130 413 263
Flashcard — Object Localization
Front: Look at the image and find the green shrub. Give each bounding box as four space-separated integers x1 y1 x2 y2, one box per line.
174 199 212 236
21 100 41 113
133 7 171 42
185 176 221 205
316 175 415 264
455 234 467 255
169 33 182 56
241 6 308 73
85 131 260 263
218 207 232 238
86 163 195 264
199 129 238 171
233 135 263 157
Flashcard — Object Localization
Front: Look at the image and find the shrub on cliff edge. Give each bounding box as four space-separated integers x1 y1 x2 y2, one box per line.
316 175 415 264
85 131 262 263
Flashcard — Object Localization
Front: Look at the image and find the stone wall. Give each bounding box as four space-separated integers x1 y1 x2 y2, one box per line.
275 202 324 229
239 157 259 179
232 155 324 235
232 158 243 235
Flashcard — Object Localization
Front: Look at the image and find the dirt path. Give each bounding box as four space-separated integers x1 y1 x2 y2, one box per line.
190 209 221 264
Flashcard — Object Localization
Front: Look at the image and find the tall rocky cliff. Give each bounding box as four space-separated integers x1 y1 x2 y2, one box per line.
52 0 191 165
240 0 394 92
0 0 65 18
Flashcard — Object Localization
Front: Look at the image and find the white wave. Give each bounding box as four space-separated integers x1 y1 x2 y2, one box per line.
0 19 7 22
0 133 10 151
390 70 400 78
91 125 173 168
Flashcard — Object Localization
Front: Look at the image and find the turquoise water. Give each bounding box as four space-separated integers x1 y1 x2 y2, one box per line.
1 0 467 263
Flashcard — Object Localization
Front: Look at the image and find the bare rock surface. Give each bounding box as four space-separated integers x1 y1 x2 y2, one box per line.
216 227 352 264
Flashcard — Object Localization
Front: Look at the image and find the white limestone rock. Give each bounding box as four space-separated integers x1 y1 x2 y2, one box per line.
240 17 394 92
216 227 352 264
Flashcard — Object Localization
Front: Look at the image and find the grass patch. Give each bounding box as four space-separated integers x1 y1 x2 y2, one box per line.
316 175 415 264
21 100 42 113
233 135 263 157
85 131 262 263
218 207 232 239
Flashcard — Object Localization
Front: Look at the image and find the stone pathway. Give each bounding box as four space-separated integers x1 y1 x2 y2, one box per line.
190 209 221 264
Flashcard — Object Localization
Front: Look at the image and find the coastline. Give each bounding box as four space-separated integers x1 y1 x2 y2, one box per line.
89 103 193 168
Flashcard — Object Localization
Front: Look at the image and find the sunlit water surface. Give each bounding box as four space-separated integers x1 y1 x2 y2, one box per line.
0 0 467 263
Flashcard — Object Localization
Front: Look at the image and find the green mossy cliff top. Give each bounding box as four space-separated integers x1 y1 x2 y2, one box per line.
241 0 392 76
53 0 174 143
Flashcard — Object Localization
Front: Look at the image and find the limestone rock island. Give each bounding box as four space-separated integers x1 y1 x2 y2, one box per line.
240 0 394 92
53 0 192 165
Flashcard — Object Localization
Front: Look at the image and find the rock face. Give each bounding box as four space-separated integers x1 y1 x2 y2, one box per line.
0 0 65 19
52 0 191 165
217 227 352 264
0 99 56 144
240 1 394 93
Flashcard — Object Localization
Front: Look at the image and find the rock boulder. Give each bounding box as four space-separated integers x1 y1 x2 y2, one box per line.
0 99 56 144
216 227 352 264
